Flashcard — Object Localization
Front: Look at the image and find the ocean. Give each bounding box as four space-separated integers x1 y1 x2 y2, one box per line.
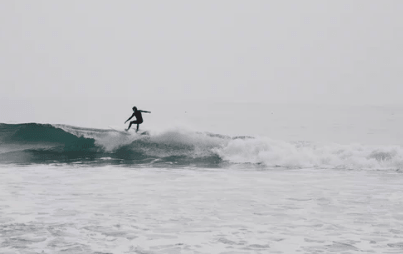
1 104 403 253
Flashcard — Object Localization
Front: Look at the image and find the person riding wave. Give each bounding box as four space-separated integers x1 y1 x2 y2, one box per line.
124 106 151 132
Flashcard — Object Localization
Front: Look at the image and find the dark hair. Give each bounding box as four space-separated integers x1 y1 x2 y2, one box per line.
132 106 137 111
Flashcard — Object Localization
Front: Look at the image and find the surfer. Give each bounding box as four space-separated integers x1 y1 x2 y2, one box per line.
124 106 151 132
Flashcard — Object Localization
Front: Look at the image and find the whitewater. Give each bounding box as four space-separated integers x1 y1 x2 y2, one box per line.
1 123 403 170
1 104 403 253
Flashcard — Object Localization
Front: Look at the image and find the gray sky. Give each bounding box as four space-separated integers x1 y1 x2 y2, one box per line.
1 1 403 125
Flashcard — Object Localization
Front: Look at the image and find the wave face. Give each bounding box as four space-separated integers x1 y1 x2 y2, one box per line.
0 123 403 170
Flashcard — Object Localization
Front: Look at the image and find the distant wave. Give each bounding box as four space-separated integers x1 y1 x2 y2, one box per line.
0 123 402 170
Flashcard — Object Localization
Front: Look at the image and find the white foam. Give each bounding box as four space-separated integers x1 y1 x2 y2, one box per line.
55 124 143 152
217 137 403 170
1 165 402 253
55 124 403 170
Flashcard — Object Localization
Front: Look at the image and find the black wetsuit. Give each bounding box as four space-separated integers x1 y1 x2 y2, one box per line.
133 111 143 124
126 109 149 131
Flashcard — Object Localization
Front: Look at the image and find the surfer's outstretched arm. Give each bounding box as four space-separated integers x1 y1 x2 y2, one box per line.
124 113 135 123
139 110 151 113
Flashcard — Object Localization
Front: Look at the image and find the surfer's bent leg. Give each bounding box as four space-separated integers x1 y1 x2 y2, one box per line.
134 120 143 132
126 120 139 131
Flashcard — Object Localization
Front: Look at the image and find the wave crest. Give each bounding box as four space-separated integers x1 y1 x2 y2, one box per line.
0 123 402 170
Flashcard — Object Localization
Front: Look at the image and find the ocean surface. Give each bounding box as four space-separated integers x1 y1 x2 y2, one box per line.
1 104 403 253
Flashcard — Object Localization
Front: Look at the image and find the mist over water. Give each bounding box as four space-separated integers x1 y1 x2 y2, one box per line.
3 102 403 144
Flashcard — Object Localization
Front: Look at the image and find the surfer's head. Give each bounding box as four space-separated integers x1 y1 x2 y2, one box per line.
132 106 137 112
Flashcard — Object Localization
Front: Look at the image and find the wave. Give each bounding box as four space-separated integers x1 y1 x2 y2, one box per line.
0 123 402 170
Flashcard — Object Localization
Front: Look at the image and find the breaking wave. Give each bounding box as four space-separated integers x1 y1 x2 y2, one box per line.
0 123 402 170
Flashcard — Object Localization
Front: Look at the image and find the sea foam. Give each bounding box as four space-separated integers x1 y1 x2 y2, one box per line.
0 123 402 170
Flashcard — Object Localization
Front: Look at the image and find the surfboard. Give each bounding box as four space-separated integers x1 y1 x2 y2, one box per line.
109 126 149 136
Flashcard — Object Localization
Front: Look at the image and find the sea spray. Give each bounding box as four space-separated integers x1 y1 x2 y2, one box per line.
1 123 403 170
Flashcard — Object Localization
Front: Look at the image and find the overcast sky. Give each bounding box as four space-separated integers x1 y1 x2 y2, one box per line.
1 1 403 125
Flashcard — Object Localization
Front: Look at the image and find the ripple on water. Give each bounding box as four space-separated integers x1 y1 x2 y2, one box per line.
387 242 403 249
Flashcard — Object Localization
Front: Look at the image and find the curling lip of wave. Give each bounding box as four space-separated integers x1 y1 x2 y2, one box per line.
0 123 402 170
